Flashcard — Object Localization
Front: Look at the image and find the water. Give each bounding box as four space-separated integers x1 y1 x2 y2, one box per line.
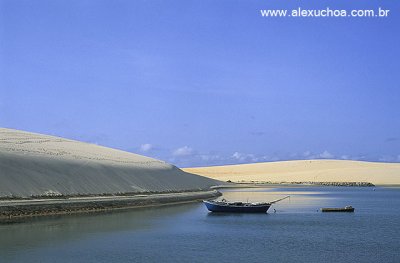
1 187 400 263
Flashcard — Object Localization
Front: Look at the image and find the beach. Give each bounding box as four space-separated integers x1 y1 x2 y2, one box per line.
183 160 400 186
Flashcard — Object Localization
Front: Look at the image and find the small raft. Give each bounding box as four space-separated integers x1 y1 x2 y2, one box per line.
321 206 355 212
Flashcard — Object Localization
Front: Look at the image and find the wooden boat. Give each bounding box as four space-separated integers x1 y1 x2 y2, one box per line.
203 196 289 213
203 200 271 213
321 206 355 212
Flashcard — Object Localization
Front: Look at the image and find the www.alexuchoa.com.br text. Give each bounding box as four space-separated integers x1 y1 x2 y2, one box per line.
260 7 390 18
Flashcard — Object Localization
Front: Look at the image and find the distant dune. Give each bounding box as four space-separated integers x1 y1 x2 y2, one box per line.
0 128 218 198
183 160 400 186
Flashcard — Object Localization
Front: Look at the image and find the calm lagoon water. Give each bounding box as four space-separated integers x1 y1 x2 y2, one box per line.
1 187 400 263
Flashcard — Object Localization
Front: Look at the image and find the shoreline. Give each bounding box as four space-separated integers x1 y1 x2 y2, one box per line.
233 181 375 187
212 181 376 188
209 182 400 188
0 190 221 223
212 182 400 189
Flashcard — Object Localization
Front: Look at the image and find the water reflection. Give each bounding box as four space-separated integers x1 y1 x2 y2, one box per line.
205 212 269 218
0 203 196 256
2 187 398 263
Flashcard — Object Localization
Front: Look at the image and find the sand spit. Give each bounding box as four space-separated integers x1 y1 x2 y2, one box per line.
0 128 219 198
0 190 220 221
183 160 400 186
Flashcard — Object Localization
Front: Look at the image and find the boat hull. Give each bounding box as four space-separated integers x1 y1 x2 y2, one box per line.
321 208 355 212
204 201 271 213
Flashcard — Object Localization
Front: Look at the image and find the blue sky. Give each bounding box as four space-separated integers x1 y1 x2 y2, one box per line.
1 0 399 167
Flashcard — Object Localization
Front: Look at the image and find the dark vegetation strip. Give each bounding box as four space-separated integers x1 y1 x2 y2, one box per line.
0 190 221 222
0 189 213 201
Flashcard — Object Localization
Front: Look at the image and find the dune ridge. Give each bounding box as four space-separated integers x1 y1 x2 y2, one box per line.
183 160 400 186
0 128 218 198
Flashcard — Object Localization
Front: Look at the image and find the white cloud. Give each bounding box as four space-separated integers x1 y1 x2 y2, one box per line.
319 150 334 159
166 147 396 168
200 154 221 161
232 152 254 162
140 143 153 152
231 152 272 163
173 146 194 157
301 150 335 160
232 152 243 160
378 155 400 162
340 155 349 160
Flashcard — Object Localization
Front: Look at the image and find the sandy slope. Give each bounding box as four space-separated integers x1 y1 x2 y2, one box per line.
183 160 400 186
0 128 218 198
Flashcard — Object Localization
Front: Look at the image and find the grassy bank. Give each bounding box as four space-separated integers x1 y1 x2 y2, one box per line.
0 190 221 222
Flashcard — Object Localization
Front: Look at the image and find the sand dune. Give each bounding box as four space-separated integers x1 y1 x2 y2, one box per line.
183 160 400 186
0 128 218 198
